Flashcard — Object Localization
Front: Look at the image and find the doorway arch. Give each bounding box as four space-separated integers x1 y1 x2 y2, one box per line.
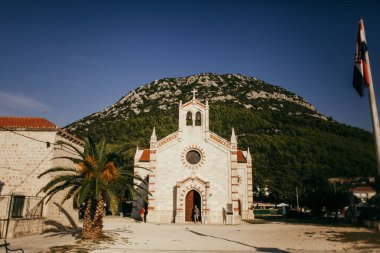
185 190 201 221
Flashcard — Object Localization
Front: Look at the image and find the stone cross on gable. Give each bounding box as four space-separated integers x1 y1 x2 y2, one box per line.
191 89 197 100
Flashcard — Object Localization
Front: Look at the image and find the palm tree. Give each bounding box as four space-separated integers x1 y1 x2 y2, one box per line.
38 136 146 239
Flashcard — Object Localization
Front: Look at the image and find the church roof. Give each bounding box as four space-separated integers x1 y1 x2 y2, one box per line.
139 149 150 162
0 116 58 130
237 150 247 163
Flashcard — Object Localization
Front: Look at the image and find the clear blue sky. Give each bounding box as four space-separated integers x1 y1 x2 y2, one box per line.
0 0 379 131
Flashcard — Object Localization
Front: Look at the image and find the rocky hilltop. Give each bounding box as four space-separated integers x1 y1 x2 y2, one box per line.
66 73 325 133
65 73 376 203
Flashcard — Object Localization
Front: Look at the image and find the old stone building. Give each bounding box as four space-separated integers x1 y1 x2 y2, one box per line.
133 94 254 224
0 117 83 238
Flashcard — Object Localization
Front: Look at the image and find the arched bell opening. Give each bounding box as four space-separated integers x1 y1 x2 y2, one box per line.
186 111 193 126
195 111 202 126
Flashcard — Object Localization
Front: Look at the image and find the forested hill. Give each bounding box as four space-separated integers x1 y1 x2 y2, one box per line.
65 73 377 202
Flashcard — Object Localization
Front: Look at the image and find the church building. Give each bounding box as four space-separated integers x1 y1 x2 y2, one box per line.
133 92 254 224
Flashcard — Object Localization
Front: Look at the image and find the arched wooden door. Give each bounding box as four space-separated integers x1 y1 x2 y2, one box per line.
238 199 242 215
185 190 201 221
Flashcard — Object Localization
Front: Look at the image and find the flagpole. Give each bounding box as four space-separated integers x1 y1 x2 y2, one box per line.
367 69 380 176
361 19 380 175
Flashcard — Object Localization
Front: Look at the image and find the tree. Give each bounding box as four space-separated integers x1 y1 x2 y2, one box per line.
368 193 380 207
38 136 146 239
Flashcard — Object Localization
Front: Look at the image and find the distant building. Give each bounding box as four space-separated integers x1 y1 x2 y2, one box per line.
0 117 83 239
349 186 376 203
328 177 376 184
133 94 254 224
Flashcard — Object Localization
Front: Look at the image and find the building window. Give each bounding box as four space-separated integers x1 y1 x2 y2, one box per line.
11 195 25 218
181 145 206 170
186 111 192 126
186 150 201 165
195 111 202 126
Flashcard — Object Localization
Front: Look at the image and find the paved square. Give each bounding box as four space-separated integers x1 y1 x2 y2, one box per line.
8 216 380 252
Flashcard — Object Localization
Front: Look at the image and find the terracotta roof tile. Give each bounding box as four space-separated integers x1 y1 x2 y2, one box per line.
349 187 376 193
237 149 247 163
139 149 150 162
0 117 58 129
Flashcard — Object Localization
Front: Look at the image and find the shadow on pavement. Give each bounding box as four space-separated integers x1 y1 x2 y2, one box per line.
255 215 359 228
43 202 81 239
324 230 380 250
43 219 82 239
188 230 289 253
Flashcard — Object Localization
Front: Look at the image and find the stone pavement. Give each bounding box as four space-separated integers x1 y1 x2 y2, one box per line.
5 216 380 252
5 227 80 253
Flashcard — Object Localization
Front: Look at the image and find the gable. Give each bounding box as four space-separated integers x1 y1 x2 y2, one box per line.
182 100 206 110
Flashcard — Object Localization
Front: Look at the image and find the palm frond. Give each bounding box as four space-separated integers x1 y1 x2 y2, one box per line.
132 166 152 172
61 185 81 205
115 144 135 155
38 166 78 178
78 181 94 204
85 136 98 159
44 182 78 203
55 140 85 158
132 182 152 196
95 176 100 200
72 189 81 208
51 156 85 164
97 138 107 162
38 174 81 195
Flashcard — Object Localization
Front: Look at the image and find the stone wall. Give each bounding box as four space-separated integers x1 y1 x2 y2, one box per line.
5 218 46 238
0 129 83 238
0 130 56 197
44 134 82 230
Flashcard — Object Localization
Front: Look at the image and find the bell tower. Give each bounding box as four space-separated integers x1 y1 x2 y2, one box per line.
178 89 209 140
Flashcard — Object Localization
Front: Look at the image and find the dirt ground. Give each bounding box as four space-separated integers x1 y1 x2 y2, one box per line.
7 216 380 252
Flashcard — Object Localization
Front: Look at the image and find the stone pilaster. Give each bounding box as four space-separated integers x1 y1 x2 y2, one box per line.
246 147 254 219
205 100 210 132
175 182 184 223
230 128 239 222
178 100 184 139
147 127 157 222
203 182 210 224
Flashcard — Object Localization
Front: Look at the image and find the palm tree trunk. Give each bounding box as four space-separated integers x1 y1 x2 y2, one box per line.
82 195 104 239
82 199 94 239
92 194 104 238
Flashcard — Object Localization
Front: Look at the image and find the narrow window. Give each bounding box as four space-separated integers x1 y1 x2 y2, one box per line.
11 195 25 218
195 111 202 126
186 111 192 126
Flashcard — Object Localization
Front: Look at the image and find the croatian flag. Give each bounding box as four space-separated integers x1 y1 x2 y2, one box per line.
353 18 371 97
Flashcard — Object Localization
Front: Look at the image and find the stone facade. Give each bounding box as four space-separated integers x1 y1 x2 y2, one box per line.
133 97 254 224
0 117 83 238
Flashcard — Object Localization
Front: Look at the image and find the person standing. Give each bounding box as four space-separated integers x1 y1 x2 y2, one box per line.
140 207 145 223
194 205 200 223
